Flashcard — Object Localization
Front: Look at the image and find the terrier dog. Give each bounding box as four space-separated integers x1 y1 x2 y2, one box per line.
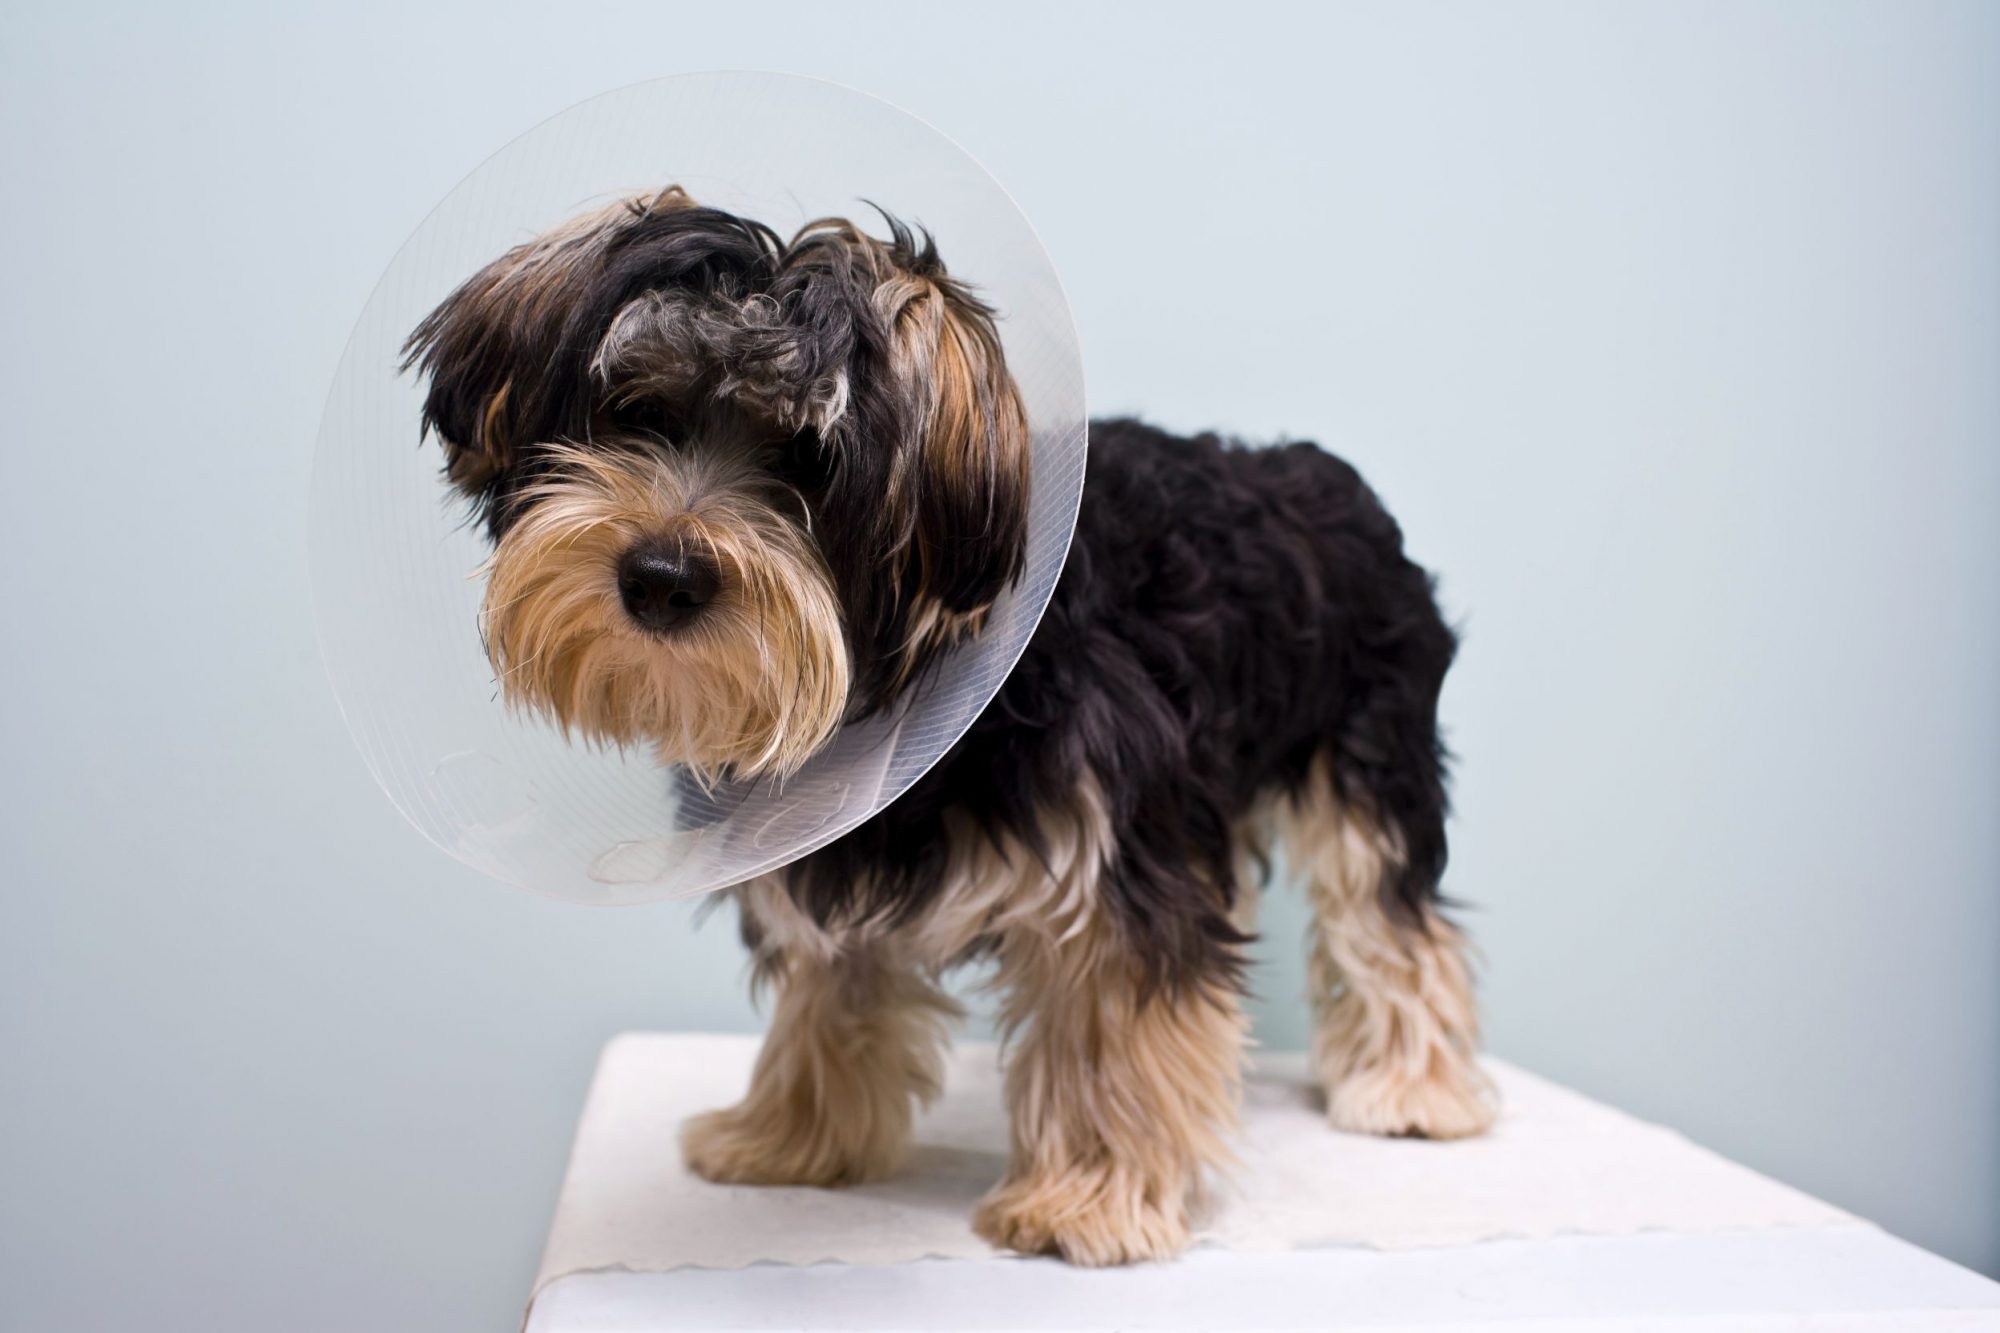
406 186 1495 1266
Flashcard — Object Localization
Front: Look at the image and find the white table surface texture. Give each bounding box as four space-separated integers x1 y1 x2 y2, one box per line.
523 1033 2000 1331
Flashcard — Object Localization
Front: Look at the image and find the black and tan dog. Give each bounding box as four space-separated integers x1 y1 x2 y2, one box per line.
406 186 1494 1266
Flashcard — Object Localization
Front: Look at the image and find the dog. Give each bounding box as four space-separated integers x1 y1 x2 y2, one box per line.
404 185 1495 1265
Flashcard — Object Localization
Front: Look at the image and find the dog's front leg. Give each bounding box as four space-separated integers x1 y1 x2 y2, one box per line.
682 882 959 1187
971 831 1248 1265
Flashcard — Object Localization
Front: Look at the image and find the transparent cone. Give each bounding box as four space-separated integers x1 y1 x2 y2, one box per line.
309 74 1086 903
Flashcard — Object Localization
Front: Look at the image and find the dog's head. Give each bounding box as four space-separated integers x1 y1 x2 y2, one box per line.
403 187 1030 782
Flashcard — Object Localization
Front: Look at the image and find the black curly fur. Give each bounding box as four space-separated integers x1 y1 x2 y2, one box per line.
790 417 1458 996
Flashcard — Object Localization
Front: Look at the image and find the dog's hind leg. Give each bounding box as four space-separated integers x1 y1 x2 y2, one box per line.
680 877 960 1186
1276 759 1496 1139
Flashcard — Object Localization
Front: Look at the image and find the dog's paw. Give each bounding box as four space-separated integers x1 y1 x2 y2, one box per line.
973 1170 1191 1266
680 1103 900 1187
1324 1055 1497 1140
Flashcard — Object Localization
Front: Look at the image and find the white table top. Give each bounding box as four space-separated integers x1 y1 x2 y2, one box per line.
524 1034 2000 1331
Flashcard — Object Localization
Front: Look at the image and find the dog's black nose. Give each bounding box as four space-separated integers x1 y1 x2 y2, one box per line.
617 542 720 632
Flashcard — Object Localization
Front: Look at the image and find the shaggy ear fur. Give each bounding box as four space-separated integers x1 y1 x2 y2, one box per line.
401 186 783 530
885 235 1032 623
775 215 1032 708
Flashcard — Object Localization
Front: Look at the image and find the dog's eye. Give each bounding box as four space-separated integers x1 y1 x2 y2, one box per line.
776 427 835 490
611 398 681 440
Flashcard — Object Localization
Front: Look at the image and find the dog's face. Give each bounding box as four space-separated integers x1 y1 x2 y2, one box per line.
401 187 1030 782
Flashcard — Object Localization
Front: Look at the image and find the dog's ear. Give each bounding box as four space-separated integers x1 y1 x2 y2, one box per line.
401 188 687 498
400 246 532 499
401 187 780 521
883 236 1032 619
779 217 1032 703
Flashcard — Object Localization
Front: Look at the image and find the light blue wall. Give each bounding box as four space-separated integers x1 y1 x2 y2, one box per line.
2 4 1994 1330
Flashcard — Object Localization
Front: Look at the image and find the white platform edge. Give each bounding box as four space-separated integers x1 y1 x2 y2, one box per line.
524 1227 2000 1332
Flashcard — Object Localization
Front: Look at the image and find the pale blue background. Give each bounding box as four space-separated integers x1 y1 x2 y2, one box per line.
2 4 1995 1330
